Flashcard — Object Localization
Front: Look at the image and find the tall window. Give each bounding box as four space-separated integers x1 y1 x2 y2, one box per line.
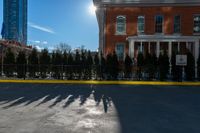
138 16 145 34
116 16 126 34
116 43 124 60
155 15 163 33
174 15 181 33
194 15 200 34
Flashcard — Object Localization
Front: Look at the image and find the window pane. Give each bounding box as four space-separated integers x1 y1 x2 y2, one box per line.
155 15 163 33
138 16 145 33
116 44 124 60
174 15 181 33
116 16 126 34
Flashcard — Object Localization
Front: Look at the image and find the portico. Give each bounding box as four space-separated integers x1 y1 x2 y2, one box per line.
128 35 200 77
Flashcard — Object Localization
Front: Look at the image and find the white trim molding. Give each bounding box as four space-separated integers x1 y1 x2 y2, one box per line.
94 0 200 7
127 35 200 42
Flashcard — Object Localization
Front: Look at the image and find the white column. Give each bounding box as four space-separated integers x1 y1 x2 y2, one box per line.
140 42 142 53
156 41 160 58
168 42 172 58
195 40 199 78
186 42 189 50
129 41 131 57
178 42 180 53
148 42 151 54
168 42 172 75
132 41 135 59
129 40 135 58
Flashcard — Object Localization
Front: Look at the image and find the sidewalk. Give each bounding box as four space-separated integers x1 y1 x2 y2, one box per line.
0 79 200 86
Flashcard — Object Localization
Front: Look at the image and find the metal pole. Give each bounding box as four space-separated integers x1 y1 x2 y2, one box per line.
61 64 64 80
1 46 3 76
24 64 26 80
182 66 185 82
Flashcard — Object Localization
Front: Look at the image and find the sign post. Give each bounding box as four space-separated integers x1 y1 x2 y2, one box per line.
176 55 187 81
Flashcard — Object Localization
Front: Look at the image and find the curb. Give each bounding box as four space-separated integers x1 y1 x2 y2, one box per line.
0 80 200 86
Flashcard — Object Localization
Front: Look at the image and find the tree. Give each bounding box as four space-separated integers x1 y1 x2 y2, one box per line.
144 52 153 80
81 51 87 79
75 51 81 79
16 51 27 78
185 51 195 81
100 53 106 80
158 51 169 81
67 52 74 79
171 51 178 81
112 51 119 80
152 53 158 79
144 52 157 80
28 48 39 78
94 53 100 79
86 51 93 79
51 51 56 78
3 48 15 77
39 49 51 78
62 51 68 79
94 53 99 65
106 53 113 79
171 51 183 81
124 54 132 79
56 43 71 53
137 52 144 80
52 50 63 79
171 52 178 81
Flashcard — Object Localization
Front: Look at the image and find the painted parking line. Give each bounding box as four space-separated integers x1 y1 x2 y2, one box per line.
0 80 200 86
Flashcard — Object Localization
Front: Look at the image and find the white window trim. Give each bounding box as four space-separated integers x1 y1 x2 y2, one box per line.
137 15 145 34
155 15 164 34
116 15 126 35
193 14 200 35
115 43 125 60
173 15 181 34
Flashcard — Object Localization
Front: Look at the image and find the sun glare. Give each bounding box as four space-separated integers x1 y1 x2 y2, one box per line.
89 3 97 15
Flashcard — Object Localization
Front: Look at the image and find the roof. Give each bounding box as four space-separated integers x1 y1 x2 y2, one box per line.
94 0 200 6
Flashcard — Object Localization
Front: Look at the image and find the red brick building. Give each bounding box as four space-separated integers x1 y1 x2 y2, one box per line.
94 0 200 77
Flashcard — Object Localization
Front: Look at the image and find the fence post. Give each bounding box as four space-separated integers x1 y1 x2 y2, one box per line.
23 64 26 80
61 65 64 80
1 46 4 76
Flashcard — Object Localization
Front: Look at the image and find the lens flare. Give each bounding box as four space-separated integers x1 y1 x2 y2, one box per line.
89 3 96 15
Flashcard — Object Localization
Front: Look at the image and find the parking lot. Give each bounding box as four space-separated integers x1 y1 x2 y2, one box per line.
0 83 200 133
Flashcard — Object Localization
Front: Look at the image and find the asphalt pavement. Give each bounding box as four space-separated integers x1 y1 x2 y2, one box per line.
0 83 200 133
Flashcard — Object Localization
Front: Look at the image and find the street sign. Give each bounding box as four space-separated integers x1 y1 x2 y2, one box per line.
176 55 187 66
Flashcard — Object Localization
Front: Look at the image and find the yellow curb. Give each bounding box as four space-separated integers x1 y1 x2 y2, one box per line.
0 80 200 86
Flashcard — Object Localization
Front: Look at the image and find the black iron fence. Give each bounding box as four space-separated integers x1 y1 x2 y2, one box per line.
1 64 199 81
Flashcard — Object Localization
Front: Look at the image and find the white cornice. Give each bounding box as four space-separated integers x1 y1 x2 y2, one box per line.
127 35 200 42
94 0 200 7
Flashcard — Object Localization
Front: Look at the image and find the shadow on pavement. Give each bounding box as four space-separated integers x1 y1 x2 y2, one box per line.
0 83 200 133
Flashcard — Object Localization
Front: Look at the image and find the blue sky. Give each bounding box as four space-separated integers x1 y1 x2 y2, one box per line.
0 0 99 51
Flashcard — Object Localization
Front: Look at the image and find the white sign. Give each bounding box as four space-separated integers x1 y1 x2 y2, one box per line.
176 55 187 66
